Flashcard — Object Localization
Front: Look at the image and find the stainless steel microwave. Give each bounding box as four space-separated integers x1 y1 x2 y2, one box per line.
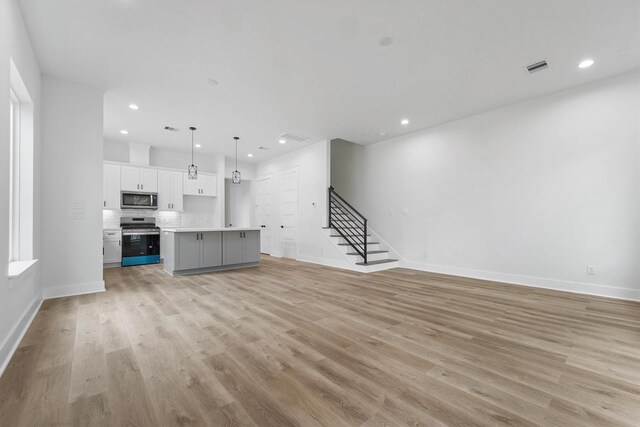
121 192 158 210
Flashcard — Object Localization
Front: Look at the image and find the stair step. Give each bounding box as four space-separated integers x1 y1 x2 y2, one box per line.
346 250 388 256
338 242 379 246
356 259 398 266
330 234 371 238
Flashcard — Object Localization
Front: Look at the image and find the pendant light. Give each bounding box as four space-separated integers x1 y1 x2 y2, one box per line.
188 126 198 179
232 136 241 184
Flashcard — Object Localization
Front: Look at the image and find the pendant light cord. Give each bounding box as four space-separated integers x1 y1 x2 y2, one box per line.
191 129 194 165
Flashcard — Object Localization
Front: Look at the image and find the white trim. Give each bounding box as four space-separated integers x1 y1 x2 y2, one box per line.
8 259 39 280
0 295 42 377
401 260 640 302
296 255 399 274
43 280 106 300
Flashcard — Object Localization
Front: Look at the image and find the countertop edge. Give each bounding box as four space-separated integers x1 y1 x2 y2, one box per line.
162 228 261 233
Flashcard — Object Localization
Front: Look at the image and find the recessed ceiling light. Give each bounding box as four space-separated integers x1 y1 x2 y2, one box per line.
129 104 139 110
279 139 286 144
379 36 394 47
578 59 594 69
247 153 253 158
195 144 201 148
401 119 409 125
120 129 129 135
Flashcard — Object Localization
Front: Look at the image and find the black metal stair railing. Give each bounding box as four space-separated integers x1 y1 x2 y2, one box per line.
328 186 368 264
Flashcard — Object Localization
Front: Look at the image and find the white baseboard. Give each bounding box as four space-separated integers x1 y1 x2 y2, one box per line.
401 261 640 302
43 280 106 300
0 295 42 377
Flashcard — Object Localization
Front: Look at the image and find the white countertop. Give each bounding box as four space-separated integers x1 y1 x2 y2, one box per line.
162 227 261 233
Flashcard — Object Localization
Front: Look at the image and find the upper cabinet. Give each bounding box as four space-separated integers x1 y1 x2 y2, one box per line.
103 164 121 209
121 166 158 192
183 173 217 197
158 170 183 211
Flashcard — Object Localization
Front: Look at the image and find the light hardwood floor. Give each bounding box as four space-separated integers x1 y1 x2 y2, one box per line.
1 256 640 426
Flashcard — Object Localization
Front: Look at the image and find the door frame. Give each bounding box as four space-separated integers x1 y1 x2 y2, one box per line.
254 173 273 255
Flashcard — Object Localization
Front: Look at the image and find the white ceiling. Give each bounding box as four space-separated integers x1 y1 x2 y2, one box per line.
18 0 640 162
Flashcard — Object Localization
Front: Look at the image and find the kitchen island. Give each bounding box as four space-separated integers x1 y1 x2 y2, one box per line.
162 228 261 276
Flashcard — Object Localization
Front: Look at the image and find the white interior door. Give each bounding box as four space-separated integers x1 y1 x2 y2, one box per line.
278 168 298 259
255 175 272 254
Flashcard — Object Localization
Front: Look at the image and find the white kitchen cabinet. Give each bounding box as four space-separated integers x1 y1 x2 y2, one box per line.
158 170 183 211
183 173 217 197
121 166 158 192
103 164 121 209
103 230 122 265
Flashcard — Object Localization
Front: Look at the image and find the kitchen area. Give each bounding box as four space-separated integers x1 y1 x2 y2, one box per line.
102 142 260 275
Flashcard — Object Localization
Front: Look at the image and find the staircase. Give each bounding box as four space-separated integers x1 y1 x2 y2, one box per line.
324 187 398 272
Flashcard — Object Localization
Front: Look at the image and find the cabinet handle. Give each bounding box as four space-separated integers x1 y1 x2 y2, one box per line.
197 234 199 240
141 184 143 190
103 201 106 207
119 240 121 246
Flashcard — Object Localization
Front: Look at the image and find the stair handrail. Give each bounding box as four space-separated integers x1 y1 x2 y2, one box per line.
328 186 368 264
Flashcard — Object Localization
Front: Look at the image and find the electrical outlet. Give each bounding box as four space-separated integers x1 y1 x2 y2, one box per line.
587 265 596 275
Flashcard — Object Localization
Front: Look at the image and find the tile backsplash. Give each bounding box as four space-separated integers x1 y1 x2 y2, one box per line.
103 209 181 228
103 196 220 229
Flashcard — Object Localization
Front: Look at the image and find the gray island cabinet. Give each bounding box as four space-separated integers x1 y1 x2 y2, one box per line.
162 228 260 276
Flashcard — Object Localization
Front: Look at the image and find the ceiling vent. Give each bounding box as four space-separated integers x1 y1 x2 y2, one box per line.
279 132 310 143
526 60 549 73
164 126 178 132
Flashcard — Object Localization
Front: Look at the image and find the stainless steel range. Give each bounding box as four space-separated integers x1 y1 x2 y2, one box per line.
120 217 160 266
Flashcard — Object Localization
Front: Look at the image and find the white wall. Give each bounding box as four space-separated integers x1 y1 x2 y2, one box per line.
103 139 129 163
225 179 253 227
41 76 105 298
337 71 640 300
0 0 43 374
225 158 256 181
255 140 348 266
330 138 364 201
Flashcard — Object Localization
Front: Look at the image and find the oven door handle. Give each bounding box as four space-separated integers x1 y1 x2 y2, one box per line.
122 232 161 236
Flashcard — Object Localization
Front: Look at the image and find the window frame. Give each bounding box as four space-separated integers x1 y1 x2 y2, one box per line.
8 87 21 264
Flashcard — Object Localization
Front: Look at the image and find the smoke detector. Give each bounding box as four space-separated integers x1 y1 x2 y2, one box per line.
526 60 549 73
164 126 178 132
279 133 310 143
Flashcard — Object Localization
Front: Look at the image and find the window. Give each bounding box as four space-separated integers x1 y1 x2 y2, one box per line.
7 58 35 278
9 88 20 262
